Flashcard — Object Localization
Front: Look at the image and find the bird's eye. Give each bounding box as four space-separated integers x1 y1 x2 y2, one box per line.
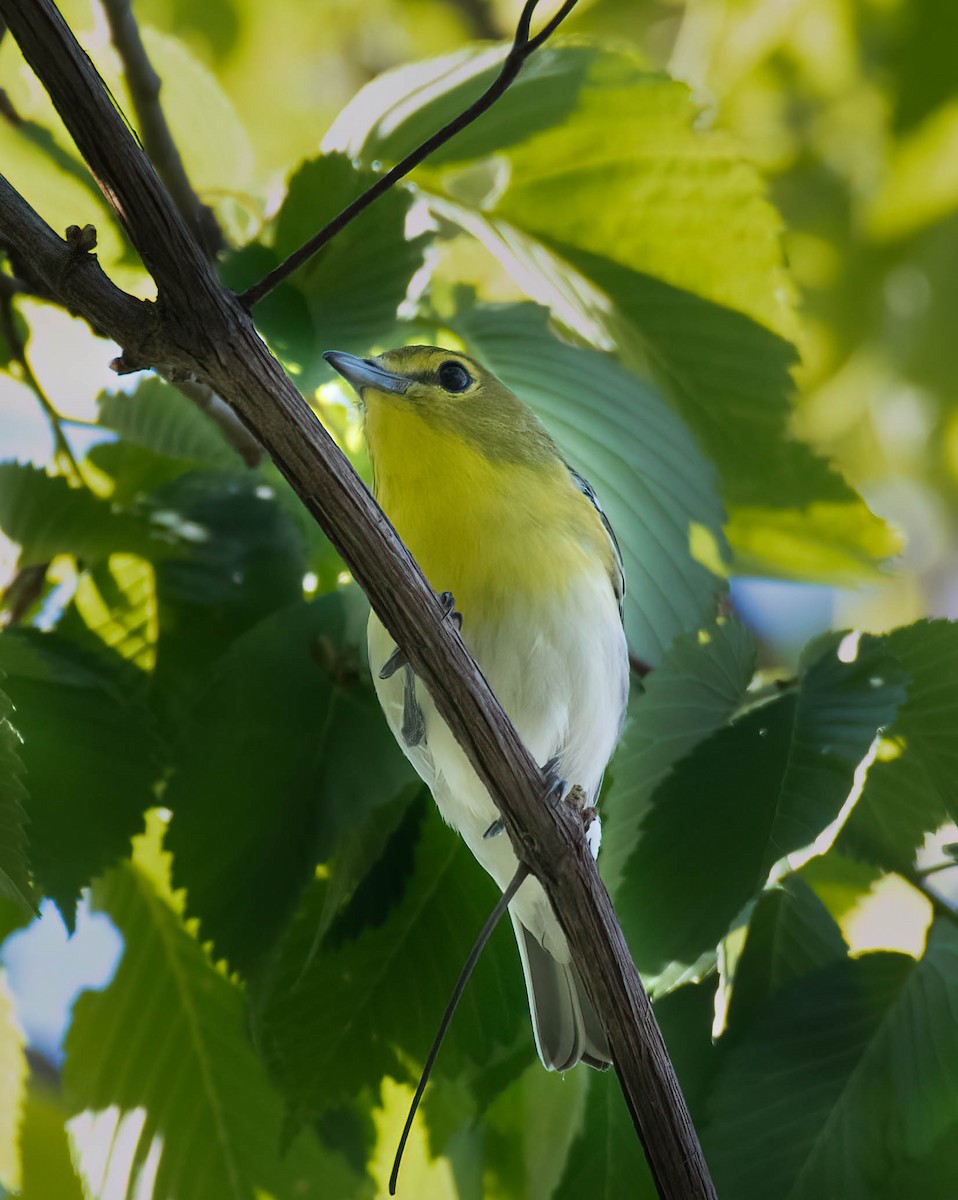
438 360 472 393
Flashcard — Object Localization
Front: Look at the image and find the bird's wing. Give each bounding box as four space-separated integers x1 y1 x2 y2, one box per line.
566 466 625 621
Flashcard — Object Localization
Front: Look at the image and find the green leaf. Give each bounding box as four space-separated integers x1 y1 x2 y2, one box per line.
446 301 728 664
327 43 897 579
0 685 35 915
704 920 958 1200
600 618 756 897
0 971 27 1193
0 463 154 567
890 0 958 133
97 377 245 469
86 439 195 506
553 1068 655 1200
142 469 307 722
0 629 161 926
18 1076 85 1200
554 981 717 1200
166 593 414 974
257 804 528 1121
839 620 958 870
725 876 848 1034
876 1121 958 1200
64 853 364 1200
72 553 158 671
140 27 253 198
330 45 790 331
617 633 907 976
222 154 427 392
482 1062 590 1200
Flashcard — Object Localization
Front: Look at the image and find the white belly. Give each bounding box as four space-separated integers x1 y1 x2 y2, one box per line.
367 568 628 960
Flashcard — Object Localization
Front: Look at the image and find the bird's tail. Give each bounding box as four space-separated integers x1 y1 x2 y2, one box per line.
511 913 612 1071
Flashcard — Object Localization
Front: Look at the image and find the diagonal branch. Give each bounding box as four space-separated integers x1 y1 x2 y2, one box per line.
238 0 579 310
0 3 717 1197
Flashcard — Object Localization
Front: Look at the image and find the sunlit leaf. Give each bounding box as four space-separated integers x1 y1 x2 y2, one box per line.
0 33 141 290
0 463 154 567
868 100 958 240
166 593 414 974
704 920 958 1200
64 853 365 1200
839 619 958 870
19 1077 85 1200
140 27 254 195
328 44 793 336
0 971 27 1192
617 633 906 976
73 553 158 670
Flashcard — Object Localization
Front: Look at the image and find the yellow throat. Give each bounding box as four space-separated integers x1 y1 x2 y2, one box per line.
364 392 612 625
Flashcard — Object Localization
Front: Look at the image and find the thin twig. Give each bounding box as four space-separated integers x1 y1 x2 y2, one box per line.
915 860 958 880
172 376 262 466
0 279 83 482
99 0 221 258
390 864 530 1194
0 563 48 627
238 0 579 309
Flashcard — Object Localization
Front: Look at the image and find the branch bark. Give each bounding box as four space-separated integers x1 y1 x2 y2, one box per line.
0 2 717 1197
100 0 222 258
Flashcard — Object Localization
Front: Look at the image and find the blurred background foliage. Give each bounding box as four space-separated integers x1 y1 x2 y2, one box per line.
1 0 957 1197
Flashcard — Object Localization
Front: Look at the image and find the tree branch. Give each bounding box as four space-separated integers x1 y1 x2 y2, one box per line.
238 0 579 309
0 3 717 1196
99 0 222 259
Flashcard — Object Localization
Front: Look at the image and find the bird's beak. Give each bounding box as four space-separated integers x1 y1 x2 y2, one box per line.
323 350 409 396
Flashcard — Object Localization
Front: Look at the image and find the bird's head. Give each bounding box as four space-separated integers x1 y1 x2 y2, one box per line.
323 345 556 465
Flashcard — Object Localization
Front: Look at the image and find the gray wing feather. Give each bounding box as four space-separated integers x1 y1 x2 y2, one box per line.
567 466 625 621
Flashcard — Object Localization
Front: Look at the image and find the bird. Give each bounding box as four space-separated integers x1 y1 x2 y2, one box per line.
324 344 629 1072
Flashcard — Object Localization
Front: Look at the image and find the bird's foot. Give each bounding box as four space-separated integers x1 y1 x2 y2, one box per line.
542 756 567 802
484 768 593 840
379 590 462 680
543 761 596 836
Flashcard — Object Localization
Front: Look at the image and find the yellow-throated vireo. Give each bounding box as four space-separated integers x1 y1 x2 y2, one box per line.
325 345 629 1071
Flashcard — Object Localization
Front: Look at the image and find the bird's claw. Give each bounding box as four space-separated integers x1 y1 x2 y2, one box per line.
379 590 462 680
542 762 595 834
379 644 405 680
437 590 463 630
483 818 505 839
